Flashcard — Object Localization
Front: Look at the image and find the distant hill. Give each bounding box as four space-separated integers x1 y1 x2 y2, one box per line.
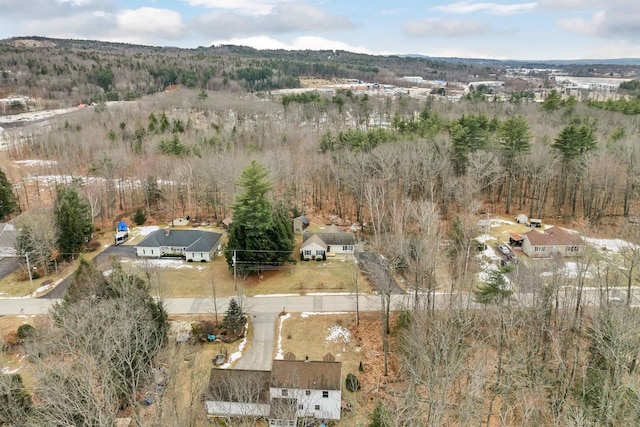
400 54 640 67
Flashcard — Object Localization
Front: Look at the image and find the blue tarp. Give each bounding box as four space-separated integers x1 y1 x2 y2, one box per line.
117 221 128 231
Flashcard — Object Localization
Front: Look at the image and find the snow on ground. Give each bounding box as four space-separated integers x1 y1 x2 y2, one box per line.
31 283 54 296
476 234 497 243
135 226 159 236
221 333 248 369
13 159 57 166
300 312 350 318
326 325 351 344
490 219 516 227
541 262 595 279
1 367 20 374
585 237 639 254
253 293 299 298
275 313 292 360
132 259 193 269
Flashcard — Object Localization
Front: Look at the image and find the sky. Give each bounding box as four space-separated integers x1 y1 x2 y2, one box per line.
0 0 639 60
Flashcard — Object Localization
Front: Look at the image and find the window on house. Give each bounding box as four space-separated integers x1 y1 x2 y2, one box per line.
315 405 320 411
305 390 311 396
200 252 203 257
322 391 329 398
316 250 324 256
143 249 146 255
568 246 578 252
282 389 288 397
304 250 311 256
342 245 353 251
298 404 304 410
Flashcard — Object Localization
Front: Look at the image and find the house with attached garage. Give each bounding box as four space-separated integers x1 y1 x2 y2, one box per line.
135 228 223 262
300 225 361 259
522 226 586 258
205 353 342 425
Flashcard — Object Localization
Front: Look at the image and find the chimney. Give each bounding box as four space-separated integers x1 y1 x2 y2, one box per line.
165 227 170 236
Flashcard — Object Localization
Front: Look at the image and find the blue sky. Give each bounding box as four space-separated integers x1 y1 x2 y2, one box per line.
1 0 639 60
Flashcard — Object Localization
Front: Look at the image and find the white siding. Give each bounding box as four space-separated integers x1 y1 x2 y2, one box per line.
269 388 341 421
205 401 270 417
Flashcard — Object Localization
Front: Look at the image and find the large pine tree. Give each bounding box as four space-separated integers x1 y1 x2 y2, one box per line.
54 185 94 257
224 161 294 273
0 167 18 221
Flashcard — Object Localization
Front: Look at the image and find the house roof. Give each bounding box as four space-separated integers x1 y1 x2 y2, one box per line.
136 229 222 252
271 359 342 391
302 230 356 247
294 216 310 226
208 369 271 404
509 233 524 242
523 226 584 247
300 234 327 250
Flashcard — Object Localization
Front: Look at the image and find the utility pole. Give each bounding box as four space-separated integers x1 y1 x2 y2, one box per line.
233 249 237 291
25 253 33 294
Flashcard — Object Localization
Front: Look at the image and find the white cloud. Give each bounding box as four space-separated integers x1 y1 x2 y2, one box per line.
404 18 488 37
434 1 537 15
192 2 353 37
182 0 276 15
209 35 372 54
116 8 186 39
558 7 640 40
537 0 628 11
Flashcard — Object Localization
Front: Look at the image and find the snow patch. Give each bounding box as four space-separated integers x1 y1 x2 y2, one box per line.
31 283 54 296
301 312 349 318
136 226 159 236
275 313 292 360
220 333 248 369
326 325 351 344
1 367 20 374
132 259 193 269
585 237 639 254
490 219 516 227
476 234 496 243
14 159 57 166
541 262 594 279
254 293 299 298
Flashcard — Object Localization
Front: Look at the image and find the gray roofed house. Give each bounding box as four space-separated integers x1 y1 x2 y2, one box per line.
135 228 223 262
301 226 361 256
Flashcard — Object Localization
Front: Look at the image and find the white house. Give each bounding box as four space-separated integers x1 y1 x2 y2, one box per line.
205 354 342 425
300 225 361 258
299 234 327 261
135 229 223 262
522 226 586 258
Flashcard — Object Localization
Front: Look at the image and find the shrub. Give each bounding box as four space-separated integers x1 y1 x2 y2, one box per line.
16 324 36 340
133 208 146 225
345 373 361 392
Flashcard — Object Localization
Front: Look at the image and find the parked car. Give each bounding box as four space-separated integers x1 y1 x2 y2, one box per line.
500 245 510 255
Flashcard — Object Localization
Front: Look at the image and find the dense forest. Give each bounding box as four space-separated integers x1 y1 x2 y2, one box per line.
2 37 640 426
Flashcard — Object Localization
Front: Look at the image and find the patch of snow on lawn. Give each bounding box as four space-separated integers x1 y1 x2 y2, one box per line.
275 313 291 360
136 226 159 236
541 262 594 279
477 261 500 283
478 245 501 262
1 367 20 374
585 237 639 254
14 159 57 166
490 219 516 227
132 259 193 269
476 234 496 243
301 312 349 318
221 333 248 369
326 325 351 344
254 293 299 298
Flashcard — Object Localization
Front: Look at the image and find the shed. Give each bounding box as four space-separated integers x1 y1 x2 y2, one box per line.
293 216 310 234
515 214 528 224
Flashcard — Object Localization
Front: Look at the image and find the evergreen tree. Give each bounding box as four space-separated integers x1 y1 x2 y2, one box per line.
224 162 294 273
0 373 32 425
221 298 246 337
54 185 93 257
0 167 18 221
498 115 532 214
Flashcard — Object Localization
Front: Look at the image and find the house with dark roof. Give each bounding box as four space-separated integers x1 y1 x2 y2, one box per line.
522 226 585 258
134 228 223 262
300 225 361 259
205 354 342 425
